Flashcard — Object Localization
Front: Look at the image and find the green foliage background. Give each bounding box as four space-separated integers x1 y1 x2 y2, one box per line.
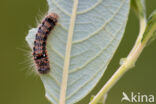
0 0 155 104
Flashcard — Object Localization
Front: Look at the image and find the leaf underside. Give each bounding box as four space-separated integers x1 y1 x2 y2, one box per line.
26 0 130 104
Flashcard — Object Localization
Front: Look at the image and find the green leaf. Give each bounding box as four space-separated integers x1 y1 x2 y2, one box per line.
131 0 147 49
142 9 156 45
26 0 130 104
131 0 146 19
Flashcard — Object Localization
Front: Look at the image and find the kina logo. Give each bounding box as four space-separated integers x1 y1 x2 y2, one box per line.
121 92 154 103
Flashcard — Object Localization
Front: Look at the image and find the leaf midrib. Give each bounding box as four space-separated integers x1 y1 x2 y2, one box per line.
59 0 79 104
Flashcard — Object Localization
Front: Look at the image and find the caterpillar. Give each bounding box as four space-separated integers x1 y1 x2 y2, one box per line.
33 13 58 74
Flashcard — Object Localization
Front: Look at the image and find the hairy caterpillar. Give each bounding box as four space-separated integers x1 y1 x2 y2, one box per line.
33 13 58 74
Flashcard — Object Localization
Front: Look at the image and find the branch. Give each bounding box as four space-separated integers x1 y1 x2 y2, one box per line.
89 1 156 104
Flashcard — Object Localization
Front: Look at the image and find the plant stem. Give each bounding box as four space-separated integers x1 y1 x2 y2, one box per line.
89 12 147 104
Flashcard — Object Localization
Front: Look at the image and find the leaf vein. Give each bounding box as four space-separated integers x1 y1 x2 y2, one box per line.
72 0 125 44
52 0 71 16
77 0 103 14
69 23 123 73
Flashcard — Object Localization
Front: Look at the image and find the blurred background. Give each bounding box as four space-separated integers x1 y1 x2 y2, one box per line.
0 0 155 104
